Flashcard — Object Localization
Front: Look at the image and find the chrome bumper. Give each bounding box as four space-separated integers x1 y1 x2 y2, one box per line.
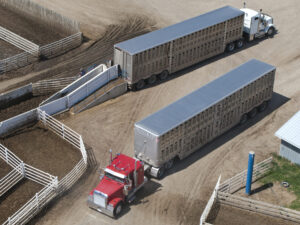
87 196 114 217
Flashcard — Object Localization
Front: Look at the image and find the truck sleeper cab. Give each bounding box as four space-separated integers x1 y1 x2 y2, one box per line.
88 154 147 217
134 59 276 179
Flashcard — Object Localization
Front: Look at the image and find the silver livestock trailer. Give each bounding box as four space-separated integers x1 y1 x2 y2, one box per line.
134 59 276 178
114 6 245 90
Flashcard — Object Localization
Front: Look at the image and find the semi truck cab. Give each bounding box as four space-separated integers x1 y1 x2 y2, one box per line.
240 7 276 41
87 153 148 217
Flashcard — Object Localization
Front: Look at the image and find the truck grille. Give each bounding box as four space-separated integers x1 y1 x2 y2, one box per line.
93 190 107 208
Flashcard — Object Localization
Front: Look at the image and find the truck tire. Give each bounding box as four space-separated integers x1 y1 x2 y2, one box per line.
136 79 145 90
159 70 169 80
226 42 235 52
157 167 165 179
164 158 174 170
113 202 123 218
235 39 244 49
147 75 157 84
240 114 248 125
248 108 258 118
267 27 275 37
258 101 268 112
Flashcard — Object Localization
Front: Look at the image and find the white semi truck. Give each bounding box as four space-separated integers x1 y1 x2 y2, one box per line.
114 5 276 90
241 3 276 41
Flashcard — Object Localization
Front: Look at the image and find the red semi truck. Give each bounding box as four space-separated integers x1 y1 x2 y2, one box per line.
87 153 148 217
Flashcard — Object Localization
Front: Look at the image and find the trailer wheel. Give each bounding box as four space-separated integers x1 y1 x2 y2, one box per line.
157 167 165 179
258 101 268 112
159 70 169 80
226 42 235 52
240 114 248 125
113 202 123 218
136 79 145 90
248 108 258 118
147 75 157 84
267 27 275 37
236 39 244 49
164 158 174 170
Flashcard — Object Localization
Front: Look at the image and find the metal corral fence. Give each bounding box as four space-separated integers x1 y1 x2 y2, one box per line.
0 0 80 35
200 157 300 224
32 75 80 96
0 144 24 197
218 157 273 194
0 26 39 55
0 144 58 225
38 109 88 192
1 109 88 224
0 51 38 74
40 32 82 58
199 176 221 225
217 192 300 224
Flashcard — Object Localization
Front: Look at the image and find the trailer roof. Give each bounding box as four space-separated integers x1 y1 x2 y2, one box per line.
135 59 275 136
114 6 244 55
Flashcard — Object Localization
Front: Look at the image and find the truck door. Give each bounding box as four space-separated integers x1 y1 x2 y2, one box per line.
250 17 259 35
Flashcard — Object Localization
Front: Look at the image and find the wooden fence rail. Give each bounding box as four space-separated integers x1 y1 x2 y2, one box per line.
40 32 82 58
32 75 80 96
0 51 38 74
218 157 272 194
217 192 300 224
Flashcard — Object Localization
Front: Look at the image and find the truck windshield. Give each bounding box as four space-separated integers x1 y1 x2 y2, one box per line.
105 172 125 183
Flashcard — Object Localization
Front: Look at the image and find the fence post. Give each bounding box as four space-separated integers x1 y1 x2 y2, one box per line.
21 161 25 177
62 124 65 139
35 193 39 210
246 151 255 195
5 147 8 163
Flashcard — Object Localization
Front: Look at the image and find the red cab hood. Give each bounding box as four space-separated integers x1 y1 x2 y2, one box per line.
94 176 124 197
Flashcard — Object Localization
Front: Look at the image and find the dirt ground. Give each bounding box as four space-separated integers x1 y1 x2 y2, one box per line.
0 94 50 122
0 6 65 45
0 123 82 179
0 40 23 60
0 158 12 179
207 203 295 225
1 0 300 224
0 179 42 224
236 181 297 207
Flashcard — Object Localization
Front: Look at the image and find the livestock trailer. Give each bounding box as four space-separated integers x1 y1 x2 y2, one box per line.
134 59 276 178
114 6 245 90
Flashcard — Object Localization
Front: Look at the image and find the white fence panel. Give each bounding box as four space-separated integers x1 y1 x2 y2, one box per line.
40 33 82 58
0 84 32 106
41 64 106 105
0 108 37 136
0 26 39 55
200 175 221 225
218 157 272 194
0 164 24 197
67 65 118 107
